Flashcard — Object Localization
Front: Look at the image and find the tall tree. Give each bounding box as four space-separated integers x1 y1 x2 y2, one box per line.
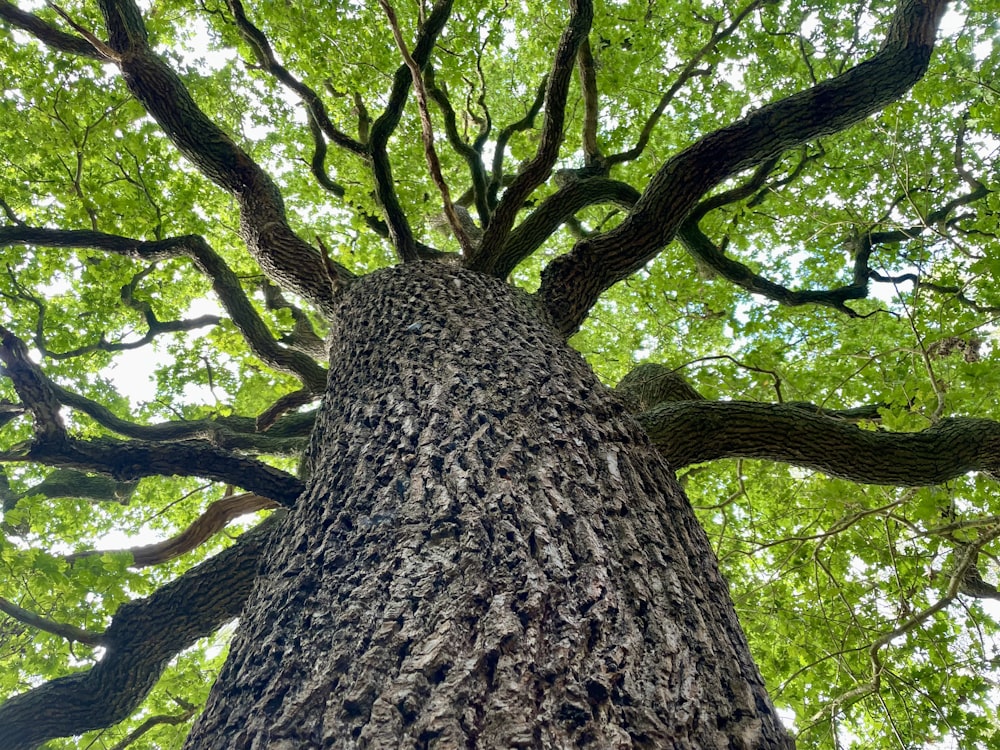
0 0 997 747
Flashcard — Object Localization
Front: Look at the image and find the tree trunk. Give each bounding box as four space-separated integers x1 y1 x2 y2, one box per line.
184 262 791 749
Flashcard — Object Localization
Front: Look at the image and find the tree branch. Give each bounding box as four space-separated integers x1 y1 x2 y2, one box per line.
68 492 280 568
469 0 594 273
379 0 474 255
538 0 950 337
638 400 1000 485
576 36 601 166
92 0 351 316
0 327 304 506
0 512 283 750
0 1 100 58
105 705 198 750
605 0 765 167
676 218 870 316
492 178 640 279
6 468 138 511
487 75 548 210
20 433 303 507
367 0 455 262
224 0 364 156
0 325 65 442
4 264 221 360
0 596 102 647
425 68 491 230
0 225 328 392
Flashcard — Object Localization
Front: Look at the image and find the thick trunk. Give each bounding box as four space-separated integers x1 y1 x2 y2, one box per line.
185 263 791 748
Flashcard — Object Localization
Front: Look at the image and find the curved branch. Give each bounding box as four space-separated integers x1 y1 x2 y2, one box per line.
380 0 474 255
0 512 283 750
259 280 327 358
1 329 304 505
639 399 1000 485
5 267 220 359
68 492 280 568
866 183 990 246
23 435 303 507
51 381 309 453
487 75 548 209
605 0 765 167
0 225 328 392
469 0 594 273
425 68 491 229
224 0 364 155
676 219 869 315
93 0 351 315
538 0 950 337
105 705 198 750
0 325 65 442
2 349 314 452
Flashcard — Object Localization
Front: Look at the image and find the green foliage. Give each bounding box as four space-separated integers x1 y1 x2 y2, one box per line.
1 0 999 747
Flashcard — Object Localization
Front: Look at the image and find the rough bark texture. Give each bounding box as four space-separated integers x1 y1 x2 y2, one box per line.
185 262 791 749
639 401 1000 484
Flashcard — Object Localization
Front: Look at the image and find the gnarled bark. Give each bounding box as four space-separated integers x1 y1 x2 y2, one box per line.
184 262 791 749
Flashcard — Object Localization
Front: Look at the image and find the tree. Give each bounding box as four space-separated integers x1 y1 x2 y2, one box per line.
0 0 997 746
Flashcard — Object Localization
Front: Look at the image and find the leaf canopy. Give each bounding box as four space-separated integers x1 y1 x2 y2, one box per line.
1 0 999 747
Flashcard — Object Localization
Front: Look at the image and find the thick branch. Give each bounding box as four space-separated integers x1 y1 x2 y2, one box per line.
469 0 594 272
93 0 351 315
21 435 303 507
0 596 102 647
0 512 282 750
538 0 949 337
0 331 304 505
6 468 137 511
639 400 1000 485
0 325 65 442
44 375 312 453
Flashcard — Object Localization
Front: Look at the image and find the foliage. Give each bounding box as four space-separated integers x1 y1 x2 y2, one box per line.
0 0 998 747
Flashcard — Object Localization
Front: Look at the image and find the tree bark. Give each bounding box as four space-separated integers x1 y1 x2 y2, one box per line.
184 262 791 749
